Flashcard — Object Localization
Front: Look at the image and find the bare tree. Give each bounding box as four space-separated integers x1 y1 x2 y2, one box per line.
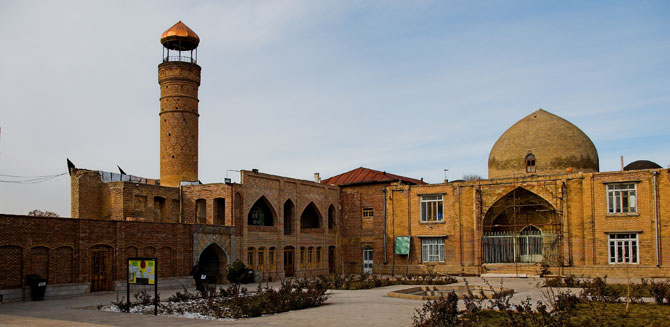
462 174 482 181
28 209 60 217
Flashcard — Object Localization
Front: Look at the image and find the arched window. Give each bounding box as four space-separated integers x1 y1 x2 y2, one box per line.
195 199 206 223
308 247 314 268
316 247 322 268
525 154 536 173
268 247 276 271
247 247 255 268
284 199 295 235
328 205 336 230
300 247 306 269
248 196 275 226
300 202 322 229
258 247 265 271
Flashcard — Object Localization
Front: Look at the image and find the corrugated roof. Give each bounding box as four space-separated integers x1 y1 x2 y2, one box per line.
321 167 425 186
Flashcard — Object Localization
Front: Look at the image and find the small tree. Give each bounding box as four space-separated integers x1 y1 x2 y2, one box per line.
28 210 60 217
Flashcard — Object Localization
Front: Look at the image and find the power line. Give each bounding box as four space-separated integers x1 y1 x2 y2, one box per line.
0 172 68 184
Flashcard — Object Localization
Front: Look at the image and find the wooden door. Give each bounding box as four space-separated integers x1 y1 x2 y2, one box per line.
90 249 112 292
284 248 294 277
328 246 336 274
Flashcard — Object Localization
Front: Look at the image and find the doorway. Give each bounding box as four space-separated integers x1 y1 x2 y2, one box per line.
328 246 336 274
90 246 112 292
363 247 373 274
284 246 295 277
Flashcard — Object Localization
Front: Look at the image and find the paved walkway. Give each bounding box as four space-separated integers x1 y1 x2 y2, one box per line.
0 277 551 327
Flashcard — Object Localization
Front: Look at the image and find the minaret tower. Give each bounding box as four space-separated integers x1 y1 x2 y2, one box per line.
158 22 201 187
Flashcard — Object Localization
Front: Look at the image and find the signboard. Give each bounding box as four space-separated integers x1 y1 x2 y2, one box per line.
128 258 156 285
127 257 158 315
395 236 410 255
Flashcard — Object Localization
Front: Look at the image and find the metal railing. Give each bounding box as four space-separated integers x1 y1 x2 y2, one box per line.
483 231 559 264
163 56 197 64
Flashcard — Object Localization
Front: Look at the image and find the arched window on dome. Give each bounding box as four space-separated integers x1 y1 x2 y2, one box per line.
525 154 536 173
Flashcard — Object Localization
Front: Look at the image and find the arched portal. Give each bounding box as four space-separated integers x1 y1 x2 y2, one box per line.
300 202 322 229
199 244 228 284
248 196 276 226
482 188 559 264
284 199 295 235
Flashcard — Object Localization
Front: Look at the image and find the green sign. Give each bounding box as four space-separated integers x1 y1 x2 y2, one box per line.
395 236 410 255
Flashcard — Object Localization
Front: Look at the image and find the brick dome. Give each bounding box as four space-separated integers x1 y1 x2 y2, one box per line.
488 109 599 178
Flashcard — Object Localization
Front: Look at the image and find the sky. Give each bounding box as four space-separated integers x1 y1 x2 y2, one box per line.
0 0 668 217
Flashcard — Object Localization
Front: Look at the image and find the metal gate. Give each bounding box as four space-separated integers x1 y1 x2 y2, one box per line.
483 229 559 264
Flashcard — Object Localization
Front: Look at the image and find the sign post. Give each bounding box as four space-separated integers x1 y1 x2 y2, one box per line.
127 257 158 315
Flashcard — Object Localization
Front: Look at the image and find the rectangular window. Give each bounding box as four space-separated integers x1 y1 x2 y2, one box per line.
421 237 445 262
269 248 275 271
316 248 321 268
608 233 638 264
607 183 637 214
420 195 444 222
258 250 265 271
362 208 374 218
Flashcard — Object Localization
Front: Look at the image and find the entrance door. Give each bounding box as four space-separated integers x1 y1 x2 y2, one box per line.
90 248 112 292
284 247 295 277
519 226 543 263
363 247 373 274
328 246 336 274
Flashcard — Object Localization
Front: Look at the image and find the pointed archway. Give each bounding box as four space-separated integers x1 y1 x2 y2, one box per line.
248 196 277 226
300 202 322 229
199 243 228 284
482 187 560 264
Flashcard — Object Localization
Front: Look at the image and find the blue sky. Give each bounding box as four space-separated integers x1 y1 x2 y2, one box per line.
0 0 668 216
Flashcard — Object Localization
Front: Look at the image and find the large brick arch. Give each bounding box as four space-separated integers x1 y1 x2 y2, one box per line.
52 246 73 284
482 187 557 233
0 245 23 289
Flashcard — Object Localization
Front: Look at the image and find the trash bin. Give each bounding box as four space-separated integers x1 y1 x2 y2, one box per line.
27 274 47 301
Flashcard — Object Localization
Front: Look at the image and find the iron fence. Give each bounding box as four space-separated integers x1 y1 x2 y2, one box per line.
483 230 559 264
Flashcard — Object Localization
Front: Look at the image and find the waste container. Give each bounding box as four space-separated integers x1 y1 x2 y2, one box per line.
27 274 47 301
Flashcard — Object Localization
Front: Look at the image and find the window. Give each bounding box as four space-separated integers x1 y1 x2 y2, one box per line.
362 208 374 218
608 233 638 264
195 199 206 223
258 248 265 271
421 238 445 262
607 183 637 214
300 247 306 269
269 247 276 271
525 154 536 173
316 247 321 268
420 195 443 222
247 247 255 267
308 247 314 268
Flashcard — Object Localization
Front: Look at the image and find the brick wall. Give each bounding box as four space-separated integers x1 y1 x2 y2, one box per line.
0 214 193 291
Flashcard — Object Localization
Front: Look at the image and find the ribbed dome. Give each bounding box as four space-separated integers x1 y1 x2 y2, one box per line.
161 21 200 51
488 109 599 178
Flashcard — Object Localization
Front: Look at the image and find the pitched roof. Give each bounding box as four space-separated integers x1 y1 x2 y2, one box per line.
321 167 425 186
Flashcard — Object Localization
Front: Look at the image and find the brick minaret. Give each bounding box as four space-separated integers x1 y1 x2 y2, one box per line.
158 22 201 187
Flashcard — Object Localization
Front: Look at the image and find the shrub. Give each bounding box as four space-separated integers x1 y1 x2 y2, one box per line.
412 292 460 327
648 279 670 305
226 259 254 284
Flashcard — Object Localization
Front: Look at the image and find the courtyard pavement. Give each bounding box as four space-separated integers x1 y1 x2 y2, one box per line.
0 277 563 327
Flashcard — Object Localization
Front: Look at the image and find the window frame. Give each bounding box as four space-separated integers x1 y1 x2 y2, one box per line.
421 237 445 263
247 247 255 267
608 233 639 264
606 183 637 214
420 195 444 223
258 247 265 271
268 247 276 271
525 154 536 173
362 208 374 218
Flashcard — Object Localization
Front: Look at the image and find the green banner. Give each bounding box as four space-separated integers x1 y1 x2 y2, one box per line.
395 236 410 255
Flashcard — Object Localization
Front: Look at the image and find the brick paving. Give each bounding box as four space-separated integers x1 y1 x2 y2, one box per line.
0 277 559 327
